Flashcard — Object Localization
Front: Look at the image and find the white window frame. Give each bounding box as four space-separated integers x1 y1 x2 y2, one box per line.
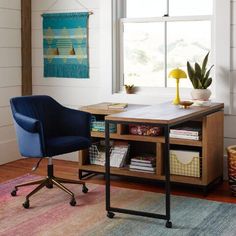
120 15 213 90
111 0 231 113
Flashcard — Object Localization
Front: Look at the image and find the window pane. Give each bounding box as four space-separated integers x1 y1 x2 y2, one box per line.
126 0 166 18
167 21 211 88
123 22 165 87
169 0 213 16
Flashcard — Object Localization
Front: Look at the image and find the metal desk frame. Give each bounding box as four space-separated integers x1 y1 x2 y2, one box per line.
105 120 172 228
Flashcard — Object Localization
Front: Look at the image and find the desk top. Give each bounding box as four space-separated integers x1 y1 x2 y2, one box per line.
105 102 224 125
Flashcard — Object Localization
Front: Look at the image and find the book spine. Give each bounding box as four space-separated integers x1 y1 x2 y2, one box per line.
130 159 155 164
170 134 200 140
170 130 201 136
129 165 155 171
130 161 155 167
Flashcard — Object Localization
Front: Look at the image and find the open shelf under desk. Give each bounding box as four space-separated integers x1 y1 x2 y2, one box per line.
79 164 203 184
79 164 160 180
91 132 202 147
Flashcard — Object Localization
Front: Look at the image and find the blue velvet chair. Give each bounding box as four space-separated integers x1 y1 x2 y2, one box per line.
10 95 91 208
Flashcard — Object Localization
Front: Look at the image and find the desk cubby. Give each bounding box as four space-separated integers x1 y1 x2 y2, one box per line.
78 103 224 191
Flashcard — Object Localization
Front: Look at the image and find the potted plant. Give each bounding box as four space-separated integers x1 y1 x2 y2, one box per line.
187 52 214 101
124 84 135 94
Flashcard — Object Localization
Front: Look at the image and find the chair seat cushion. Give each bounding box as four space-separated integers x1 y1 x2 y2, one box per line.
46 136 91 156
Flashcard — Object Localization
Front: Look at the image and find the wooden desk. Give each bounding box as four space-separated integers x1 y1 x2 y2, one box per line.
104 102 224 228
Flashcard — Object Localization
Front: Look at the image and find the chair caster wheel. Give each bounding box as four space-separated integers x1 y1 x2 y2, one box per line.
11 189 17 196
70 198 76 206
82 184 88 193
165 220 172 228
107 211 115 219
46 183 53 189
23 200 30 209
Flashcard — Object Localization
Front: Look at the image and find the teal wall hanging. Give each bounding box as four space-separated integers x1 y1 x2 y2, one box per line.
42 12 89 79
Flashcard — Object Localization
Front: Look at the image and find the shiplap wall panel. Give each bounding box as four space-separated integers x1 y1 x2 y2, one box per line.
0 0 21 164
0 0 20 10
0 87 21 106
0 48 21 67
0 107 13 127
0 9 21 28
0 68 21 87
0 29 21 47
0 126 17 143
0 140 20 165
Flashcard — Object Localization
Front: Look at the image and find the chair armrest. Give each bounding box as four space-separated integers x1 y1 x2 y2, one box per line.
13 112 40 133
60 107 91 138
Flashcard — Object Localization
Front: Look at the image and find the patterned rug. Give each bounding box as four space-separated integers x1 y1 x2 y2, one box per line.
0 174 236 236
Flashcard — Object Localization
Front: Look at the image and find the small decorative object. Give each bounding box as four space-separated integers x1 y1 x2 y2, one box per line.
168 68 187 105
179 101 193 109
125 84 135 94
129 125 162 136
187 52 213 101
226 145 236 196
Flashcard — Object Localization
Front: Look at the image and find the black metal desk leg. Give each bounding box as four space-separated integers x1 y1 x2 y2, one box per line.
105 120 115 219
164 125 172 228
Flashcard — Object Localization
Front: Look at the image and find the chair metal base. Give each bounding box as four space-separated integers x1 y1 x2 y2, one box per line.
11 175 88 208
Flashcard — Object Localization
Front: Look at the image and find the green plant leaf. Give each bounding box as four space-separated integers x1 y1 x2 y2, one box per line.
187 61 194 79
195 63 202 82
187 61 196 87
202 52 210 76
205 65 214 79
197 78 203 89
192 77 198 89
203 77 212 89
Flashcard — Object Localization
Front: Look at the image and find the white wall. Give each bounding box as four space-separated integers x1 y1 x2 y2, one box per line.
31 0 236 177
0 0 21 164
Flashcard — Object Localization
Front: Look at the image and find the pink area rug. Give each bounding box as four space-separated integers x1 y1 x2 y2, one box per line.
1 174 236 236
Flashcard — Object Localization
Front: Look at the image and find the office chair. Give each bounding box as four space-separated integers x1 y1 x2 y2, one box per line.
10 95 91 208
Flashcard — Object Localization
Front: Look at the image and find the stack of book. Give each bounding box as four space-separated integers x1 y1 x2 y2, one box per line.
129 155 156 174
170 126 201 140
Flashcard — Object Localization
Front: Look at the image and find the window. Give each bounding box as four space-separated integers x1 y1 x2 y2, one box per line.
114 0 213 90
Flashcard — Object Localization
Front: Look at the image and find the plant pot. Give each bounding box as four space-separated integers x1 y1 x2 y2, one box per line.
190 89 211 101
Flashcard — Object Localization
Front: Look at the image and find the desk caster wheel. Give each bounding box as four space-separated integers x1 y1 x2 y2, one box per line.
70 198 76 206
82 184 88 193
23 200 30 209
165 220 172 228
11 189 17 196
107 211 115 219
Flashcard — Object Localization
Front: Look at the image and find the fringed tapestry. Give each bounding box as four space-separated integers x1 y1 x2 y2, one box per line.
42 12 89 78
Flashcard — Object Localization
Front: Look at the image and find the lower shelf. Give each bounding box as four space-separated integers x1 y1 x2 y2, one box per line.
79 164 203 185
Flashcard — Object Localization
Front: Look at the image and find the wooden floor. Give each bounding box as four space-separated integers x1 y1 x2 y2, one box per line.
0 158 236 204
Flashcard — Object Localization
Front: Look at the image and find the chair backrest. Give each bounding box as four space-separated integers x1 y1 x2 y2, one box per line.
10 95 63 138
